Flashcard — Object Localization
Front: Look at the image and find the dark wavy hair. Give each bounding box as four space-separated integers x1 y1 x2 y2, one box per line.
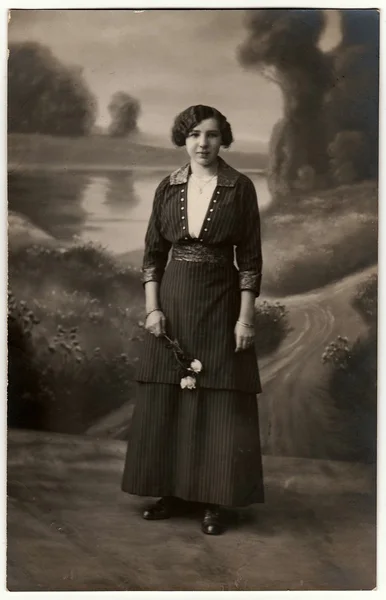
171 105 234 148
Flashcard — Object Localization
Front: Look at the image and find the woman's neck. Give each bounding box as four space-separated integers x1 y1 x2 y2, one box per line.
190 159 219 179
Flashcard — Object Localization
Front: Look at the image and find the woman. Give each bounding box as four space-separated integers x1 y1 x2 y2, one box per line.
121 105 264 535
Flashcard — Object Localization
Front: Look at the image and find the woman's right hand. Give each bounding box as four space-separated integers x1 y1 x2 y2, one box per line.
145 309 166 337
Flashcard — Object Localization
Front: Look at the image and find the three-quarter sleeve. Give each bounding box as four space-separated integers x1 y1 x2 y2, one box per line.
235 177 263 297
142 177 172 285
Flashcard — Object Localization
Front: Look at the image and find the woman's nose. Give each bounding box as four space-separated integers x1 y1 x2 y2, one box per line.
199 135 208 147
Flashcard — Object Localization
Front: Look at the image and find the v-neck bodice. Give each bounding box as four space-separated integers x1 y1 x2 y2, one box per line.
141 157 263 298
186 175 218 238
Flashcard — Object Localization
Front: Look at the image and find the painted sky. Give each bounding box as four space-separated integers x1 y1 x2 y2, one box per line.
8 9 341 150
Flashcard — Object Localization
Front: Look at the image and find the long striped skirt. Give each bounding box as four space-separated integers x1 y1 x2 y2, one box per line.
121 382 264 507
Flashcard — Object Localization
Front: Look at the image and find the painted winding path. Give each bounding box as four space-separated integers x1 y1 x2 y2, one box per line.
258 266 376 458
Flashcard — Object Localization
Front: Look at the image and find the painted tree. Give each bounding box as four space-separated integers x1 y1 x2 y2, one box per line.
325 10 379 181
328 131 369 185
8 42 97 136
107 92 141 137
238 9 333 194
238 9 379 193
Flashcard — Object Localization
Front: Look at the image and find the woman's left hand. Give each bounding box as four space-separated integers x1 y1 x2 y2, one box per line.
234 320 255 352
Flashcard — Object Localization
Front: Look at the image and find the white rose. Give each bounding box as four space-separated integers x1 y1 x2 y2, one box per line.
180 375 196 390
190 359 203 373
186 376 196 389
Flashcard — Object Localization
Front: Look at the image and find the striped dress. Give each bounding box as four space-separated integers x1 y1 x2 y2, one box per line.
121 157 264 507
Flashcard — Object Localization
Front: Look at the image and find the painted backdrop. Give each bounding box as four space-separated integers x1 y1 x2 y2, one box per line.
8 9 378 463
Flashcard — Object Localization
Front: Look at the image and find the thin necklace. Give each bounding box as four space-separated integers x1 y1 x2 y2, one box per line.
190 173 218 195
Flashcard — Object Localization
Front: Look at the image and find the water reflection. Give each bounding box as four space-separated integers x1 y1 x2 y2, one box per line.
8 169 271 256
79 170 161 254
104 171 140 213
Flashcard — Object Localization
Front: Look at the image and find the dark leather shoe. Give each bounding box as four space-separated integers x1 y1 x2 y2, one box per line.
142 496 182 520
201 505 225 535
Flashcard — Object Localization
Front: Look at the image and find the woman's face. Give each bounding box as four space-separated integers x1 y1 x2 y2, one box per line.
185 117 222 168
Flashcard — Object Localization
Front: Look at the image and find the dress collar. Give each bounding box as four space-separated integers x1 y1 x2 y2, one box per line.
169 156 239 187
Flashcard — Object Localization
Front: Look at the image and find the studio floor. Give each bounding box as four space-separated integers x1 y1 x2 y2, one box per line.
7 429 376 592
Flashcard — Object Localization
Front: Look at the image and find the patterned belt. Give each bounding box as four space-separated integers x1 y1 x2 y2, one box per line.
171 243 234 265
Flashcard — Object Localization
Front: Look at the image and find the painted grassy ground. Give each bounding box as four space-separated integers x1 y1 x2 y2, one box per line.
8 242 289 437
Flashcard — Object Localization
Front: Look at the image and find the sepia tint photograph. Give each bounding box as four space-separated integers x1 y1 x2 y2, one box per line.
7 8 378 592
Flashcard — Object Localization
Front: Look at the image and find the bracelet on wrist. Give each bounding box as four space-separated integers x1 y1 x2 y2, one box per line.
237 319 254 329
146 308 162 318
